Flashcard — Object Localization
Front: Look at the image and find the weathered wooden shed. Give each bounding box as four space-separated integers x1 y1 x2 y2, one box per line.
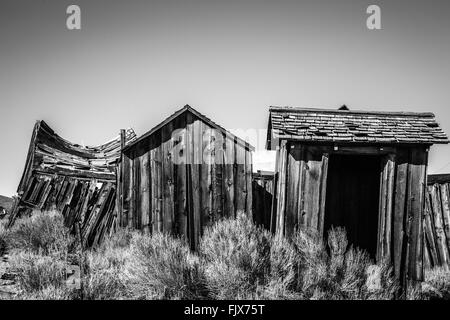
118 105 254 249
267 106 448 288
10 120 137 246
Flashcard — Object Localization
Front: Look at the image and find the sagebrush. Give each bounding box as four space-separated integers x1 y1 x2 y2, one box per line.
3 210 449 300
6 210 74 256
125 232 207 299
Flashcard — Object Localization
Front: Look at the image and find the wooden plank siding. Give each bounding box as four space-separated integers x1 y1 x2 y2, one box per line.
276 143 329 238
188 112 202 248
284 144 301 238
405 148 427 284
224 137 236 219
377 154 395 262
11 173 119 247
392 150 408 280
173 114 188 237
162 122 175 234
245 148 253 219
121 110 253 250
425 182 450 270
200 124 213 230
274 141 288 238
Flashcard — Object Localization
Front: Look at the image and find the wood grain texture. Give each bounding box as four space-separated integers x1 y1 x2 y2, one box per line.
200 123 213 230
235 141 247 215
430 184 449 267
285 144 301 238
439 183 450 257
162 122 175 233
211 129 224 222
275 141 288 238
191 115 202 247
224 136 235 218
245 149 253 218
317 153 328 236
154 141 163 233
139 150 151 233
406 148 426 281
424 191 439 266
174 115 187 237
303 148 325 232
392 150 408 280
377 154 395 261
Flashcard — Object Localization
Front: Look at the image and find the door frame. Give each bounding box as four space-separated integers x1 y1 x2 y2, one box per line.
323 146 397 263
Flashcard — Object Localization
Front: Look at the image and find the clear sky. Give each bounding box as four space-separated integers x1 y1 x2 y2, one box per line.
1 0 449 196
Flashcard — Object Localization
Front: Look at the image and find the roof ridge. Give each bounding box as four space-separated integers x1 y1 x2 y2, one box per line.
124 104 255 151
269 106 436 118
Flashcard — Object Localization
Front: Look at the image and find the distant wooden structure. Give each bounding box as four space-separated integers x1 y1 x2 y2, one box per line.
10 120 137 246
424 174 450 270
118 105 254 250
267 106 449 291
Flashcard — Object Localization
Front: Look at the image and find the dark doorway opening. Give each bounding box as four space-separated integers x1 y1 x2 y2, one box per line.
324 154 381 259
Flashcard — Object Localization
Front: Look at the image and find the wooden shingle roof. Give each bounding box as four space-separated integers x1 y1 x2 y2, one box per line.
267 106 449 149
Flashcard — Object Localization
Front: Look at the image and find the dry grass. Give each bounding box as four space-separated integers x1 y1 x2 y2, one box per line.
15 285 74 300
295 228 398 300
198 215 399 300
3 211 76 299
8 250 67 292
81 228 136 300
421 266 450 300
6 210 74 256
264 235 301 299
5 209 445 300
124 232 207 300
199 213 272 299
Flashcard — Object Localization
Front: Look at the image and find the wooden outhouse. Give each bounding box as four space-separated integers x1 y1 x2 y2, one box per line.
266 106 448 287
118 105 254 249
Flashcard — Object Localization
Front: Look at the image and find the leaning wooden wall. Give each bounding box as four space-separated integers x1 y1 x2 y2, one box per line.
10 173 117 247
273 142 428 285
119 111 253 249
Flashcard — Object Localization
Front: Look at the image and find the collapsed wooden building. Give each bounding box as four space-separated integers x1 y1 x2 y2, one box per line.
10 120 137 246
118 105 254 249
266 106 449 289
